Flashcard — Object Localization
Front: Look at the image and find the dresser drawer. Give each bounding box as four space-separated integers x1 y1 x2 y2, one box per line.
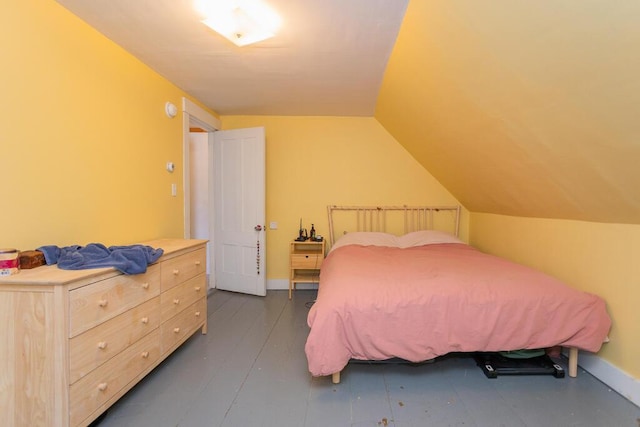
291 253 323 269
161 298 206 354
69 264 160 337
69 329 161 427
161 274 206 321
161 248 206 291
69 296 161 384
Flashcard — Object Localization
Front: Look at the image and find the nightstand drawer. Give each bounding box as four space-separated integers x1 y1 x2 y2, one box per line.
291 253 323 269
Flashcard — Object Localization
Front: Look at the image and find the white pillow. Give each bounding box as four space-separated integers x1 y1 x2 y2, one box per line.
330 230 463 252
330 232 398 252
397 230 464 248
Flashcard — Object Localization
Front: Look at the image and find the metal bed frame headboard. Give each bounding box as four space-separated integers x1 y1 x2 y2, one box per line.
327 205 461 248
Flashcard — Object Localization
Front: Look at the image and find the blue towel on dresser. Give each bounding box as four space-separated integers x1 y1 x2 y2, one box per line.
37 243 164 274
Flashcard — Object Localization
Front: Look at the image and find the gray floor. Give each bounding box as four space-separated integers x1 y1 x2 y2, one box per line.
96 290 640 427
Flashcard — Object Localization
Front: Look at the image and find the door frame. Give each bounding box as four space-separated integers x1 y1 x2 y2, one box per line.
181 98 221 289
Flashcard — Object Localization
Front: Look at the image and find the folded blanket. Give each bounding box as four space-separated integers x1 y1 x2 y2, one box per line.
37 243 164 275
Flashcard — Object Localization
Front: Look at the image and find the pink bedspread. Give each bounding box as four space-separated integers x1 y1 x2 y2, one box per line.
305 243 611 377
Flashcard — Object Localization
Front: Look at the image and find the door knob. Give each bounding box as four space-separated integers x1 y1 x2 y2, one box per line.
254 225 263 231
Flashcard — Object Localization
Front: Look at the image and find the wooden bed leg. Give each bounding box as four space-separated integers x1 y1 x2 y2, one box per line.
331 371 341 384
568 347 578 378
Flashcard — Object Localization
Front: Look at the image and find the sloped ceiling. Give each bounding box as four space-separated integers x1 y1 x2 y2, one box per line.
376 1 640 224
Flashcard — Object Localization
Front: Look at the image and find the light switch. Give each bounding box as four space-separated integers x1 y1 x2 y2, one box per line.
171 183 177 197
269 221 278 230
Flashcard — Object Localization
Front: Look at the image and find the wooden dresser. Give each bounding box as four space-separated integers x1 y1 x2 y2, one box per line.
0 238 207 427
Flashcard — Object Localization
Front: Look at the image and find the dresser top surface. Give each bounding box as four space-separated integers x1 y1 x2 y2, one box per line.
0 238 207 287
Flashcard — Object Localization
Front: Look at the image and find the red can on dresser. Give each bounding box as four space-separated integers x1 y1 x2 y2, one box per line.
0 248 19 276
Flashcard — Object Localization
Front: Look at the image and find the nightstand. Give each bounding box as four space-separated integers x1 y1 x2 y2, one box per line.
289 240 325 299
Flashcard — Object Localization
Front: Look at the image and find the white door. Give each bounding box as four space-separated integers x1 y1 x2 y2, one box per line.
213 127 266 296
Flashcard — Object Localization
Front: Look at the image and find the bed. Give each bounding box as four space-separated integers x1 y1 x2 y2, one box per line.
305 205 611 383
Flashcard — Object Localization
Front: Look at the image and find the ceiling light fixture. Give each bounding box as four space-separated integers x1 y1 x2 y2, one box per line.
195 0 281 47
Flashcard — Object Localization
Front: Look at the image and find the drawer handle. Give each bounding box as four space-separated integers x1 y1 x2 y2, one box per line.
173 298 180 305
141 351 150 359
97 341 108 350
98 299 108 308
173 269 180 275
195 311 201 317
195 260 201 266
194 286 201 292
173 327 180 333
141 282 149 289
141 317 149 324
305 255 309 258
97 383 108 392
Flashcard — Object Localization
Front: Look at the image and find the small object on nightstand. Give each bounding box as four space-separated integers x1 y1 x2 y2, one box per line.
289 239 325 299
296 218 308 241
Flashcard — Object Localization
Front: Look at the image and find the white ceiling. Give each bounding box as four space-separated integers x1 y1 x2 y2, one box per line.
55 0 409 116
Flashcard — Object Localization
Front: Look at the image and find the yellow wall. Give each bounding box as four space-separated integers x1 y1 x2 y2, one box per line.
221 116 467 280
470 213 640 379
1 1 216 250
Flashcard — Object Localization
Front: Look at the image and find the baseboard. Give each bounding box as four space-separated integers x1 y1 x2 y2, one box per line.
267 279 318 292
208 279 317 293
571 351 640 408
267 279 288 290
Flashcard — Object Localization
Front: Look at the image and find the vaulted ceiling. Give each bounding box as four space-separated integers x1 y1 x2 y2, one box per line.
55 0 640 224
